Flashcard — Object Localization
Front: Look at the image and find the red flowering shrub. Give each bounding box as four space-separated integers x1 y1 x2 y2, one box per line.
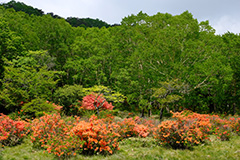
81 93 114 111
71 115 120 155
31 113 83 159
0 114 30 146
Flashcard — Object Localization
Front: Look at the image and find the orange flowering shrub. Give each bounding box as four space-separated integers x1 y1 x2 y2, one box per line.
210 116 240 140
117 116 150 138
172 110 214 134
117 117 136 138
228 117 240 136
0 113 30 146
160 110 239 143
154 120 210 149
133 124 149 138
31 113 83 159
214 125 231 141
209 116 231 141
136 117 157 137
153 111 211 149
71 115 120 155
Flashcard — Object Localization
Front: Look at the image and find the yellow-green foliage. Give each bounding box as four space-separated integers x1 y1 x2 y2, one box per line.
83 85 126 103
152 79 183 105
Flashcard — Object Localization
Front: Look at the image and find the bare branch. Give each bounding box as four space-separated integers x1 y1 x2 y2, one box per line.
193 74 211 90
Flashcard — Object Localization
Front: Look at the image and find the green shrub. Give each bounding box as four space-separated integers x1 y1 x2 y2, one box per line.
21 98 56 118
53 84 84 115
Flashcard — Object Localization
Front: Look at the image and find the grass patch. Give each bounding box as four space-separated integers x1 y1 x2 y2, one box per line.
1 138 55 160
1 135 240 160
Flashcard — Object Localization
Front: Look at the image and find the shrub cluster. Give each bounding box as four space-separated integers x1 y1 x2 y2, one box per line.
30 112 154 157
30 113 82 158
1 107 240 158
153 110 240 148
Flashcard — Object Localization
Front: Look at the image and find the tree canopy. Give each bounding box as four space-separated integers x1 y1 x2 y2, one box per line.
0 2 239 116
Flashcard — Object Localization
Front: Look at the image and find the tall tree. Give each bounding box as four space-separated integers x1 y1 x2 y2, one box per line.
0 17 24 87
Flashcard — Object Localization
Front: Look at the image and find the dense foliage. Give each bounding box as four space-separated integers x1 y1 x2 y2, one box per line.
0 1 239 117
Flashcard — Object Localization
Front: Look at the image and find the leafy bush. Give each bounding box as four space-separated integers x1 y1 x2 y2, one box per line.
21 98 60 118
53 84 84 115
0 114 30 147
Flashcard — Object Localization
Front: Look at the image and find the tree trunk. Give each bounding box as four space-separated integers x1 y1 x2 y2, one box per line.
233 79 236 115
159 107 164 120
97 108 100 117
141 109 145 118
148 109 151 117
233 103 236 115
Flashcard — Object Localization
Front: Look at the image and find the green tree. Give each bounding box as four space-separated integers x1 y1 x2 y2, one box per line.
222 32 240 114
0 52 59 113
65 27 114 86
152 80 185 119
0 17 24 87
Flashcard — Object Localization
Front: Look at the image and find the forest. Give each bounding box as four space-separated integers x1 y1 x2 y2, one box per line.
0 0 240 117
